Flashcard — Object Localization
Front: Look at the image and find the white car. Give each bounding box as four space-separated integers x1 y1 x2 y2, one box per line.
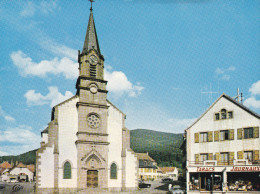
169 184 184 194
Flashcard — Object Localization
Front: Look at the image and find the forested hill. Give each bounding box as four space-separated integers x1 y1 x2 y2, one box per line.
1 129 184 168
0 149 37 165
130 129 184 168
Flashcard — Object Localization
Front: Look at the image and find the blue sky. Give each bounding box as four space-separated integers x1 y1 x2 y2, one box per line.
0 0 259 156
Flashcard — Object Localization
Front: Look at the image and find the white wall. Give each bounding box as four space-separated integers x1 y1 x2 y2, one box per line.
42 133 48 144
38 146 54 188
10 167 34 181
107 103 123 188
125 150 137 188
187 97 260 162
58 97 79 188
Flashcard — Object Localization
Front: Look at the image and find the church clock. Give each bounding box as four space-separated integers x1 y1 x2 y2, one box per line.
89 55 98 65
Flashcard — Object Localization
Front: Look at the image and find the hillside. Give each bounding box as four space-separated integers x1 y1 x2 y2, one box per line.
1 129 184 168
0 149 37 165
130 129 184 168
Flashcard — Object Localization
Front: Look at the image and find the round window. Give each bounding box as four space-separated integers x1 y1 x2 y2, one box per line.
87 114 100 128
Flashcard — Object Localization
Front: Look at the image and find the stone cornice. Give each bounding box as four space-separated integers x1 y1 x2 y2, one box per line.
75 140 110 145
77 132 109 136
76 102 109 109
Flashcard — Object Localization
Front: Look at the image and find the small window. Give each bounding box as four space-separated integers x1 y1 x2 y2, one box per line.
220 130 229 140
200 132 208 142
63 161 71 179
244 127 253 139
110 163 117 179
244 151 253 162
228 111 233 119
200 154 208 161
215 113 220 120
221 109 227 119
220 153 229 163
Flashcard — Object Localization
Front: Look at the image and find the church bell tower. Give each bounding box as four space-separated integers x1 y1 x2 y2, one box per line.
76 3 109 189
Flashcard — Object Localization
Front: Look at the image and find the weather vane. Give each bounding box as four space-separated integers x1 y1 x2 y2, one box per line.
89 0 95 11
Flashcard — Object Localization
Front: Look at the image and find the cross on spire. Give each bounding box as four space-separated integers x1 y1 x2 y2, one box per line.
89 0 95 11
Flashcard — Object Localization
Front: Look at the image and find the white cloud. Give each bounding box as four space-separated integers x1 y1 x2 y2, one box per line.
244 80 260 110
0 105 15 122
244 97 260 109
0 125 41 156
20 1 58 17
104 67 144 97
249 80 260 96
215 66 236 81
0 150 9 156
20 1 36 17
24 86 74 107
11 50 78 79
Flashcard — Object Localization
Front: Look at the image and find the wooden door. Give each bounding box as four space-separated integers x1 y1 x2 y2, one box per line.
87 170 98 188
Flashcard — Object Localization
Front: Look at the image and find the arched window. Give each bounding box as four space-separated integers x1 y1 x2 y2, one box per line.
221 109 226 119
110 163 117 179
63 161 71 179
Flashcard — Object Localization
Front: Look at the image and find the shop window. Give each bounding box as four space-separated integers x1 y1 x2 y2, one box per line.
244 127 253 139
220 130 229 140
63 161 71 179
200 132 208 142
244 151 253 162
110 163 117 179
228 111 233 119
220 153 229 164
221 109 227 119
215 113 220 120
200 154 208 161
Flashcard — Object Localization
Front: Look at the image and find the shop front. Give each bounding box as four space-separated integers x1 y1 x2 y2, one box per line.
226 166 260 192
187 166 225 192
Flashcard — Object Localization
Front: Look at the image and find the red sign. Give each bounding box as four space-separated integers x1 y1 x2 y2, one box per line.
197 167 215 172
230 166 260 172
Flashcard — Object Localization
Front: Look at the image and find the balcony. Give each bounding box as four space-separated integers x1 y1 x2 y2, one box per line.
188 159 260 166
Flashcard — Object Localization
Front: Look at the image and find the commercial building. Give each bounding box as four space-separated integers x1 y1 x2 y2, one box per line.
185 93 260 193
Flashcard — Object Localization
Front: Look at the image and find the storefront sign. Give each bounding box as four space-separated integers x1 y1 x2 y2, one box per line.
230 166 260 172
197 167 215 172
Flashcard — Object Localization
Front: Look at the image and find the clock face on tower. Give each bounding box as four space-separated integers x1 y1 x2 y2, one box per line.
89 55 98 65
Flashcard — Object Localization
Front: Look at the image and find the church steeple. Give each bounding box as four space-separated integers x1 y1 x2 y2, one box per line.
82 7 101 55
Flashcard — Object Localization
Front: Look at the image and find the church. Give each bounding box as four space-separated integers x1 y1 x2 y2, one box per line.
36 4 138 193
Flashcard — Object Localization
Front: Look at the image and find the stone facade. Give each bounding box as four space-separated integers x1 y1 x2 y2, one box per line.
36 7 138 193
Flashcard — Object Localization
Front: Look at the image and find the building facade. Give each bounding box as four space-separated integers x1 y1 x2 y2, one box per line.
36 6 138 193
160 167 179 181
185 94 260 193
136 153 160 181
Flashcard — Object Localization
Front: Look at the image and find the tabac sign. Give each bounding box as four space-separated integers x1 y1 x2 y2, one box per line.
230 166 260 172
197 167 215 172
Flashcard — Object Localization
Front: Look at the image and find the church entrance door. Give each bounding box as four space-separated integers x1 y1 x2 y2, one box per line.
87 170 98 188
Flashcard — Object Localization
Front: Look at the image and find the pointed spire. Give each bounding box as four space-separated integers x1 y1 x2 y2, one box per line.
82 5 101 55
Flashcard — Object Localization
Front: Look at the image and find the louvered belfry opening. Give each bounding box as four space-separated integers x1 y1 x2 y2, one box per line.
90 64 96 77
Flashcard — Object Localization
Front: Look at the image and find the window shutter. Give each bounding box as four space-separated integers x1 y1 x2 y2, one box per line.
237 128 243 140
229 129 234 140
229 152 234 165
254 127 259 138
237 151 243 159
215 153 220 165
195 154 199 163
214 131 219 141
194 133 199 143
208 131 213 142
254 150 259 161
208 153 213 160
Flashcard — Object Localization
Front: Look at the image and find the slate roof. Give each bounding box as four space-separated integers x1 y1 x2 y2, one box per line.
186 93 260 131
82 9 101 55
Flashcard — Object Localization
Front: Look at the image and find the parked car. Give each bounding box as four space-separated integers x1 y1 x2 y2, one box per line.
138 180 151 188
169 184 185 194
162 178 173 183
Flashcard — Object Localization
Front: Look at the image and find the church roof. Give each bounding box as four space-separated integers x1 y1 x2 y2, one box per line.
82 9 101 55
186 93 260 131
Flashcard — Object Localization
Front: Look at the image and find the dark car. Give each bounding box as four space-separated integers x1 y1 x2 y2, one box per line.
138 180 151 188
162 178 173 183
